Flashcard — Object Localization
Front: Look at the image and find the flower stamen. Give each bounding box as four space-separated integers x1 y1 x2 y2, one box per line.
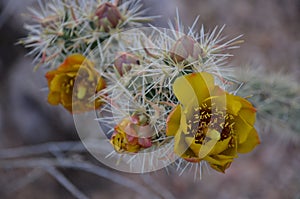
187 103 236 146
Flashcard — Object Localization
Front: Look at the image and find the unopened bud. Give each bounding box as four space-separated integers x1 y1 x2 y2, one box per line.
170 35 203 63
114 52 140 76
95 2 123 32
110 116 153 153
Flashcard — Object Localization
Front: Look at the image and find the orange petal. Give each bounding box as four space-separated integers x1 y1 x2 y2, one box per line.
45 70 57 82
48 92 60 105
61 91 72 107
50 74 68 92
96 76 106 91
60 54 86 69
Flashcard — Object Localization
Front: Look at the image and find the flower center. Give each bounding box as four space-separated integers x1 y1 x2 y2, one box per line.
62 78 74 94
187 103 235 145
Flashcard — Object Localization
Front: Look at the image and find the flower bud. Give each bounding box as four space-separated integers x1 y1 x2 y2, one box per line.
114 52 140 76
170 35 203 63
110 114 153 153
95 2 123 32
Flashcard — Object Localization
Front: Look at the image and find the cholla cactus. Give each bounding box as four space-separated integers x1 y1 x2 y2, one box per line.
236 67 300 144
93 16 259 174
20 0 261 177
19 0 153 69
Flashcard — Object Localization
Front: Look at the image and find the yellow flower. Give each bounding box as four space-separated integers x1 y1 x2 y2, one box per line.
166 72 260 173
45 54 106 113
110 115 153 153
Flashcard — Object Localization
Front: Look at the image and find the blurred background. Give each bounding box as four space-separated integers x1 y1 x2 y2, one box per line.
0 0 300 198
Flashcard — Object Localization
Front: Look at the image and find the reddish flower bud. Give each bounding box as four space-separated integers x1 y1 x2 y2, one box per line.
110 115 153 153
95 2 123 32
170 35 203 63
114 52 140 76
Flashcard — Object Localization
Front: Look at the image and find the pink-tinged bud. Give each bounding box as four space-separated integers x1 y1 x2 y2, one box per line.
183 157 201 163
114 52 140 76
95 2 123 32
170 35 203 63
126 133 139 145
110 114 153 153
131 112 148 126
130 115 140 124
138 137 152 148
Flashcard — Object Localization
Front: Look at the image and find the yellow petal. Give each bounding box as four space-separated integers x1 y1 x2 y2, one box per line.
166 105 181 136
235 116 254 144
45 70 57 83
209 137 231 155
61 91 72 107
86 65 97 81
239 106 256 126
206 155 234 173
222 142 238 157
207 129 221 141
66 72 78 78
180 107 189 135
232 95 256 125
237 128 260 153
50 74 68 92
48 92 60 105
96 76 106 91
63 104 73 113
173 72 215 107
201 95 227 115
211 86 226 96
209 163 232 173
77 86 87 99
226 94 242 116
173 130 189 158
204 154 234 167
185 129 219 159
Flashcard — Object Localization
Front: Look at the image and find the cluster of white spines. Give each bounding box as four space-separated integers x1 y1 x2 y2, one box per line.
21 0 153 69
95 17 244 174
21 0 248 176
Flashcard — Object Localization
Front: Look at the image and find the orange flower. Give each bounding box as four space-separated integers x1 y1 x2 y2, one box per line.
45 54 106 113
